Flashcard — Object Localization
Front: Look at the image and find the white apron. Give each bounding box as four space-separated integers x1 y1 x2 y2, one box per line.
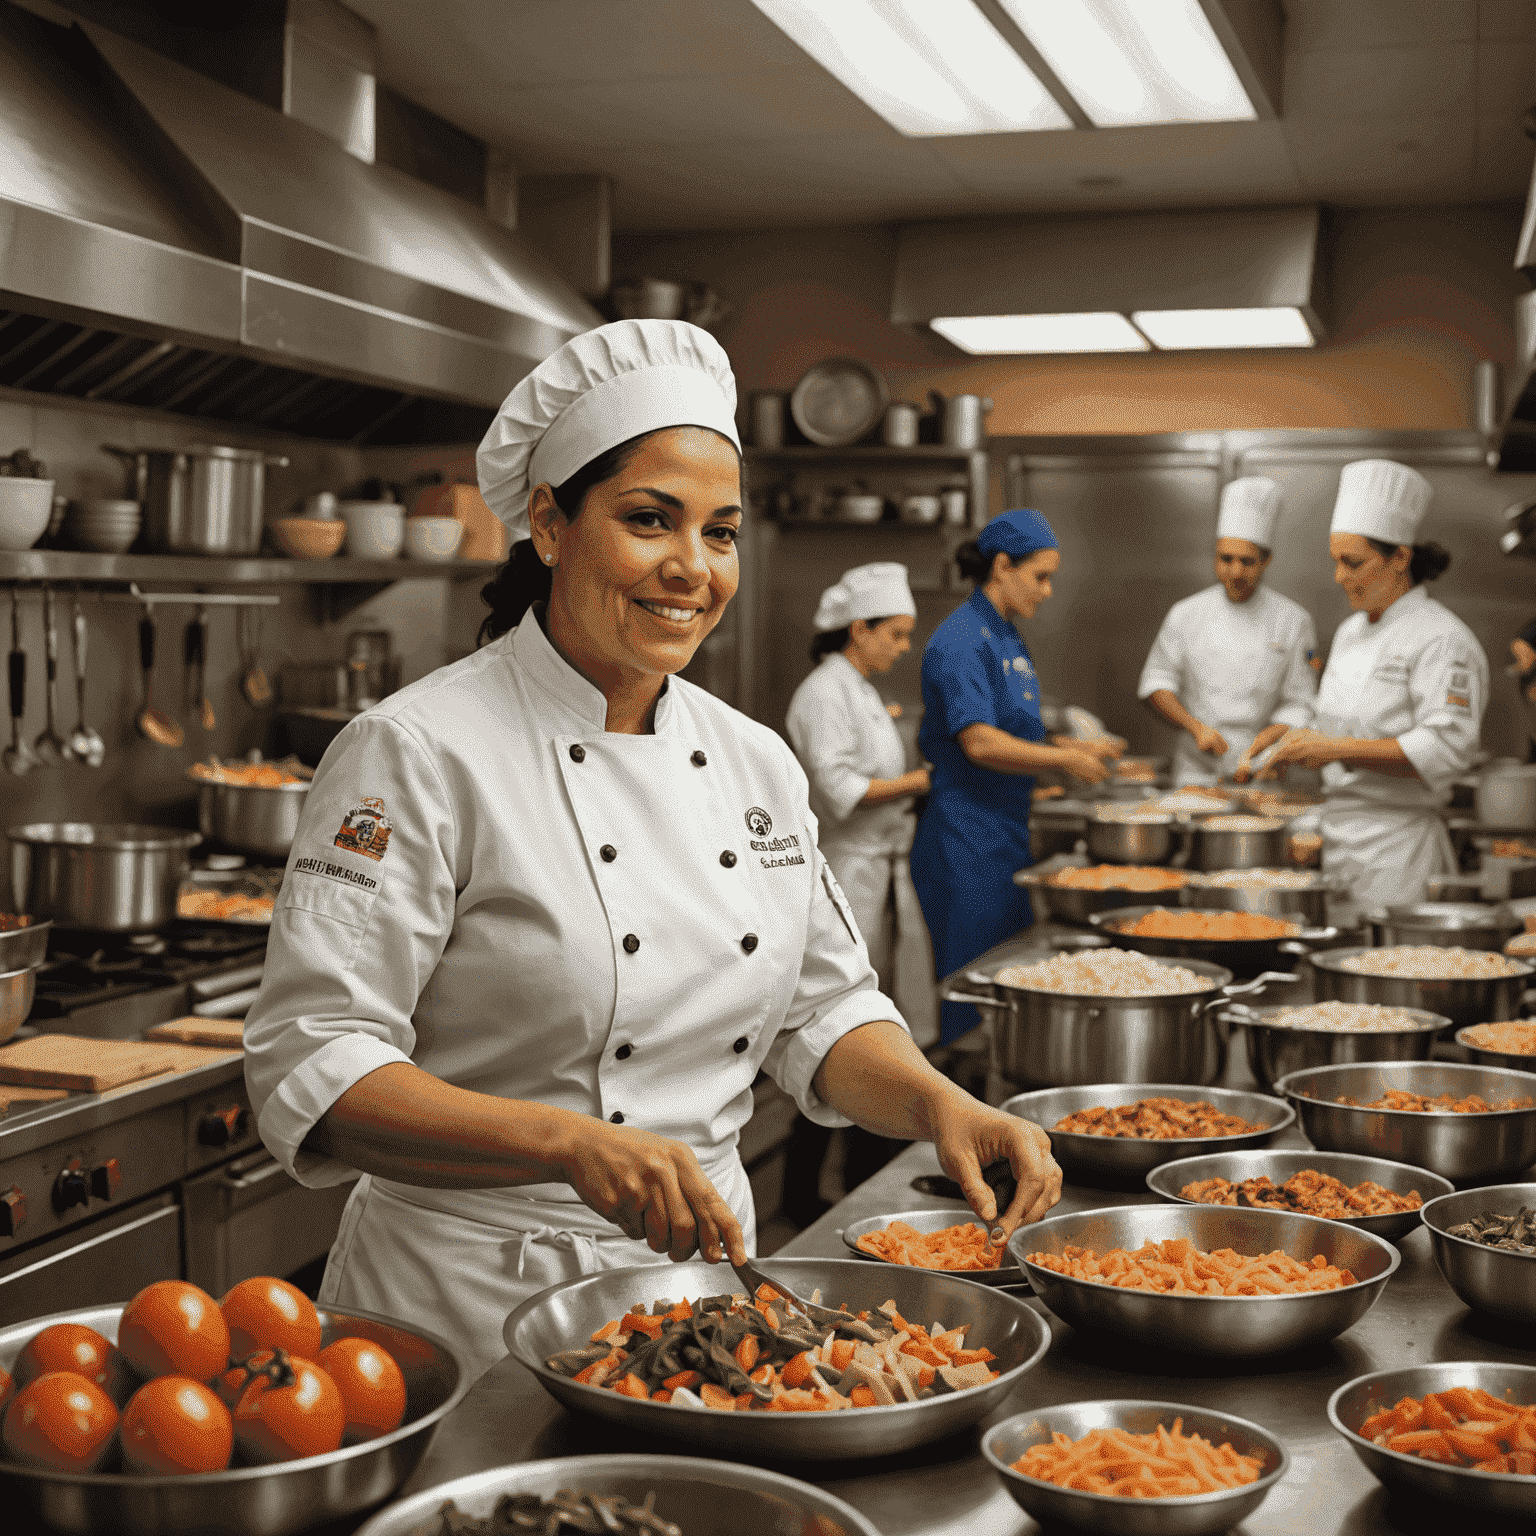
1136 585 1317 787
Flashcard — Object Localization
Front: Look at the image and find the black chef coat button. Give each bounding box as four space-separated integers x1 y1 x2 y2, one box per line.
741 933 758 954
691 749 707 766
615 1043 632 1061
609 1111 624 1124
569 744 586 763
733 1037 748 1054
623 933 640 954
720 850 737 868
600 844 617 862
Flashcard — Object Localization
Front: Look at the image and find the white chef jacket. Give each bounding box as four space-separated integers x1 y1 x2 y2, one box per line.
1138 585 1317 786
1313 584 1487 916
243 609 904 1373
785 653 938 1046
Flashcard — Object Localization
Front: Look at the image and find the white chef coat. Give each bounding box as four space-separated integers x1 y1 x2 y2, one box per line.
1312 584 1488 918
243 609 904 1379
785 653 938 1047
1138 585 1318 786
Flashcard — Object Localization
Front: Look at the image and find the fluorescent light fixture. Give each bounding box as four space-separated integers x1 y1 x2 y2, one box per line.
1132 307 1316 349
932 313 1149 353
749 0 1071 136
1000 0 1256 127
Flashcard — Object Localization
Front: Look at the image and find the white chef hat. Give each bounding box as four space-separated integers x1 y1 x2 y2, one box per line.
476 319 741 538
1329 459 1432 548
1215 476 1282 548
813 563 917 632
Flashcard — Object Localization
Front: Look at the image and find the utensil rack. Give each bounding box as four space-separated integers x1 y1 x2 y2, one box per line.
100 584 281 609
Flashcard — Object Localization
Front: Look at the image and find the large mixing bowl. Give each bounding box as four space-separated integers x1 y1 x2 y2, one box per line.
191 773 310 859
1455 1022 1536 1071
0 1302 469 1536
353 1455 882 1536
1088 905 1329 979
0 915 50 971
1278 1061 1536 1181
1329 1362 1536 1516
1145 1149 1453 1244
945 951 1296 1090
840 1208 1024 1286
1187 818 1288 871
1368 901 1520 951
1308 946 1533 1028
1015 870 1185 926
0 962 38 1048
982 1399 1289 1536
1001 1083 1294 1185
1181 871 1331 925
1229 1002 1448 1094
502 1258 1049 1461
1085 813 1177 866
1009 1203 1398 1358
1421 1182 1536 1328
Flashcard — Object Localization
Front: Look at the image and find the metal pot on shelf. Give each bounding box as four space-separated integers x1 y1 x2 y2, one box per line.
102 444 289 555
191 773 311 859
929 391 992 449
9 823 201 932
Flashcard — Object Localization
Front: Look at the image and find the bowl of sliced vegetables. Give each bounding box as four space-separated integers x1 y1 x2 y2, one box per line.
840 1209 1024 1286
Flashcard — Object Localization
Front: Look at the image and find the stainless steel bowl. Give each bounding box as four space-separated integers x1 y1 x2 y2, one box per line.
1456 1023 1536 1071
840 1208 1023 1285
982 1399 1290 1535
1308 946 1533 1028
1181 871 1330 925
501 1258 1049 1461
353 1454 883 1536
1421 1182 1536 1328
1187 819 1288 871
1278 1061 1536 1181
1088 905 1329 980
0 1302 469 1536
1001 1084 1295 1185
1145 1149 1453 1243
0 962 38 1048
8 823 202 932
1369 901 1520 951
1008 1203 1398 1357
1230 1002 1448 1094
1329 1362 1536 1516
192 773 310 859
0 915 49 971
1085 814 1177 866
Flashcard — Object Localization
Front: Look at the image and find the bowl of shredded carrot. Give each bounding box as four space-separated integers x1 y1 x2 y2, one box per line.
1329 1363 1536 1514
1008 1203 1398 1358
840 1210 1023 1285
983 1399 1289 1534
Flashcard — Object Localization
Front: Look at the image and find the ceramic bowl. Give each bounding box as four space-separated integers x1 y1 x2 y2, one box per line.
340 501 403 560
403 515 464 562
65 498 141 553
0 478 55 550
272 516 346 559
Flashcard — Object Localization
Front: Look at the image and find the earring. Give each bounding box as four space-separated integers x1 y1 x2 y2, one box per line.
544 553 554 565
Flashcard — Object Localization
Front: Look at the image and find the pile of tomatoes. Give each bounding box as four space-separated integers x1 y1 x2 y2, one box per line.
0 1276 408 1475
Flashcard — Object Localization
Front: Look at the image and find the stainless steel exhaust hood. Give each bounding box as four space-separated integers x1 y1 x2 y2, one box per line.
0 4 599 442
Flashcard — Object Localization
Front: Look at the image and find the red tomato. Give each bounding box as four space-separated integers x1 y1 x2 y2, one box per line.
118 1281 230 1384
231 1351 344 1464
121 1376 233 1474
2 1372 119 1472
316 1337 406 1441
15 1322 130 1402
221 1276 321 1360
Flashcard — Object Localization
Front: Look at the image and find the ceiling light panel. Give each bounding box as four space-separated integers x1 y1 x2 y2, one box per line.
748 0 1071 136
1132 308 1317 349
932 313 1150 353
999 0 1256 127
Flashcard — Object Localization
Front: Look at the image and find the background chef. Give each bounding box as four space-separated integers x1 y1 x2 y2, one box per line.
1138 476 1318 787
242 320 1060 1381
1254 459 1487 918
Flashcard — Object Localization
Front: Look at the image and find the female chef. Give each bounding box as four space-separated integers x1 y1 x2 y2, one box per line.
242 321 1060 1379
1252 459 1487 917
909 510 1115 1044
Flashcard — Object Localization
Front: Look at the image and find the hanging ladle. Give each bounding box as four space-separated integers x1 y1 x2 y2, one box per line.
65 590 105 767
33 584 67 767
197 606 215 731
136 605 183 747
3 588 35 777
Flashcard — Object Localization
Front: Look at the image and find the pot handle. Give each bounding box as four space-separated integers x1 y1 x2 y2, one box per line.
940 987 999 1007
262 455 291 468
1203 970 1298 1015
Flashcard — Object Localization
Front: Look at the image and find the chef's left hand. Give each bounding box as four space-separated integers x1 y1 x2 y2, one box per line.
1259 727 1343 774
930 1098 1061 1245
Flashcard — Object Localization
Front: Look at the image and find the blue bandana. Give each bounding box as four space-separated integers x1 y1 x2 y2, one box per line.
976 508 1059 561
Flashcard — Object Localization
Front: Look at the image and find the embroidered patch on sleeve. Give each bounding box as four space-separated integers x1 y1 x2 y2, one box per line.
335 796 393 862
1447 692 1470 709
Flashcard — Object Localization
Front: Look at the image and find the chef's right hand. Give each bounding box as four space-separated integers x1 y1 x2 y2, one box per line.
563 1123 748 1266
1055 745 1111 784
1192 722 1229 758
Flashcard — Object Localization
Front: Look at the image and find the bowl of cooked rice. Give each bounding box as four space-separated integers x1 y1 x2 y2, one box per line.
1230 1001 1450 1093
1456 1021 1536 1072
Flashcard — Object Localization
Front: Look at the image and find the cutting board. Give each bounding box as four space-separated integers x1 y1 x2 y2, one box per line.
0 1084 69 1118
144 1017 244 1048
0 1036 240 1093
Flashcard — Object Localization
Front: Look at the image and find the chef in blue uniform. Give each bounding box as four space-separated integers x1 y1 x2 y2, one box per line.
910 509 1113 1043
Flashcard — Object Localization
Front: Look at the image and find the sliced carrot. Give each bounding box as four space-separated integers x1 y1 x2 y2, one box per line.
829 1340 857 1371
749 1364 775 1386
652 1389 674 1404
590 1319 621 1343
621 1312 663 1340
767 1389 823 1412
666 1302 693 1322
734 1335 760 1371
663 1370 701 1391
780 1351 814 1389
699 1382 738 1411
613 1373 650 1400
849 1385 876 1408
733 1392 756 1411
950 1347 995 1366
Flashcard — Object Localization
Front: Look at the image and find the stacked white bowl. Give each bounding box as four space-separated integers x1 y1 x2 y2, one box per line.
64 498 141 553
0 478 56 551
340 500 403 560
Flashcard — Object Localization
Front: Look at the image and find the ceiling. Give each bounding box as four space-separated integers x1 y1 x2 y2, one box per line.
349 0 1536 231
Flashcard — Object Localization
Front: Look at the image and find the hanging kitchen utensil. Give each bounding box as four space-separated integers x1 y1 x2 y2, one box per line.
135 606 183 747
3 589 34 777
65 590 105 768
238 604 272 707
197 606 215 730
32 585 66 767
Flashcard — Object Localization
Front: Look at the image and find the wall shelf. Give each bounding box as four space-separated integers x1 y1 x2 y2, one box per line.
745 445 984 462
0 551 499 585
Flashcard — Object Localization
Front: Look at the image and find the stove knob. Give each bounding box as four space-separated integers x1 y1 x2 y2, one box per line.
54 1166 89 1213
90 1158 121 1201
198 1105 249 1147
0 1184 25 1237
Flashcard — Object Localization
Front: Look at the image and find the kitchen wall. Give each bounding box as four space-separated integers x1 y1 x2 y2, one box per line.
0 386 479 833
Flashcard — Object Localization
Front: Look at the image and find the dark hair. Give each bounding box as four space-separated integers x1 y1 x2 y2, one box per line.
1365 537 1452 585
478 427 744 644
955 540 991 583
808 615 897 663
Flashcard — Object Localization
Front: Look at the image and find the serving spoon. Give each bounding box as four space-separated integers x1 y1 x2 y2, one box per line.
136 606 183 748
32 585 67 767
3 588 34 777
65 592 105 767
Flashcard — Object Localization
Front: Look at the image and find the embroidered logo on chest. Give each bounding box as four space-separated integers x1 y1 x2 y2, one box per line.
335 797 393 862
746 805 804 867
745 806 772 837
